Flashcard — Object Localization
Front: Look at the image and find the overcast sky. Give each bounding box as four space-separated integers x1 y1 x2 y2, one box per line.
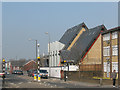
2 2 118 61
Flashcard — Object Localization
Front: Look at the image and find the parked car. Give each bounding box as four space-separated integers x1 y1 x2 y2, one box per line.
12 70 23 75
39 70 48 79
27 69 37 77
28 69 48 79
0 70 5 78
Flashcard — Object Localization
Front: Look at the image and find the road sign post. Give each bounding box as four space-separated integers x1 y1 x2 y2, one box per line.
2 59 6 79
37 57 40 82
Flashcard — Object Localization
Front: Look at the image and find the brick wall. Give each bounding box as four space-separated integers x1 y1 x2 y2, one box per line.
82 35 102 64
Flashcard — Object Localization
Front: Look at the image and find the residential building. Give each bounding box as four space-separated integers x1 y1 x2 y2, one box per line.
60 23 107 78
7 60 27 74
22 60 37 71
102 26 120 78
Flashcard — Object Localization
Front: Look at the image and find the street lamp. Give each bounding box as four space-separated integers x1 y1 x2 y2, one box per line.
45 32 51 65
28 38 38 60
45 32 51 77
28 38 38 70
37 43 40 57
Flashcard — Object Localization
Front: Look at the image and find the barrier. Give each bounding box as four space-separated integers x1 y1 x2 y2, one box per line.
38 74 41 82
34 74 37 81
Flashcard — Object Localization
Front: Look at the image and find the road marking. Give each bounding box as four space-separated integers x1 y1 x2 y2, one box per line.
10 83 14 85
16 86 19 88
18 82 23 84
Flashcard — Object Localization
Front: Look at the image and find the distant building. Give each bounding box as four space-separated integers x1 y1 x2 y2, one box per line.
22 60 37 71
6 60 27 74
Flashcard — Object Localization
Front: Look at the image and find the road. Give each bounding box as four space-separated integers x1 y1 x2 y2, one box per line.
1 74 115 88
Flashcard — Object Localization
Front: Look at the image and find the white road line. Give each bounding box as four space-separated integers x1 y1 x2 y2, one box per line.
16 86 19 88
28 82 31 83
10 83 15 85
18 82 23 84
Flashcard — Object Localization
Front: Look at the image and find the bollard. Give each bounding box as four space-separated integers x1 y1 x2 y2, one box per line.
38 74 41 82
64 71 66 82
34 74 37 81
100 78 102 86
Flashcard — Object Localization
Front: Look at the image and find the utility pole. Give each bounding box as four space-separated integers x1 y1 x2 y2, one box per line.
36 40 38 61
45 32 51 77
28 38 38 69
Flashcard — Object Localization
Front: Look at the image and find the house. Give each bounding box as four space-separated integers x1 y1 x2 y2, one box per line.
7 60 27 74
59 24 107 78
42 22 87 78
22 60 37 71
101 26 120 78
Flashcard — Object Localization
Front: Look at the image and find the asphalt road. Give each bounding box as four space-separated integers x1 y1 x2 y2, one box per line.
1 74 116 88
3 74 56 88
2 74 89 88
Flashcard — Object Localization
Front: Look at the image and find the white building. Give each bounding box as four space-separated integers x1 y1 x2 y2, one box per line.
48 41 65 67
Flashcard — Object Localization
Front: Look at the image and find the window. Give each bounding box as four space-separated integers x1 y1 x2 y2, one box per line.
112 45 118 56
112 32 118 39
103 46 110 56
112 62 118 72
103 33 110 41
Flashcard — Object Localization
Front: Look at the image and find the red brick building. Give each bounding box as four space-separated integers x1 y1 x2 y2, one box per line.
22 60 37 71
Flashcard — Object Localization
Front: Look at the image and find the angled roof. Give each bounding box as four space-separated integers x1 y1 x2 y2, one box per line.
10 60 28 67
23 60 36 66
60 25 107 64
59 22 88 50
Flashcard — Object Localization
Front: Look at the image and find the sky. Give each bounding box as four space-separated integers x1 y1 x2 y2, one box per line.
2 2 118 61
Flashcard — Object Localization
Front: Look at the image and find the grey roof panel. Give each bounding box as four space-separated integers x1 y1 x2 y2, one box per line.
59 22 88 49
60 25 106 64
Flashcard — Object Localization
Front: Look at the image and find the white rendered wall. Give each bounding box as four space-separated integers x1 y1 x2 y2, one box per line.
40 65 79 78
48 41 65 67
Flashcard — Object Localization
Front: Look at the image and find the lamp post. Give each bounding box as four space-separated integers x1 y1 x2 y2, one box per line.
28 38 38 70
45 32 51 77
28 38 38 60
37 44 40 57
